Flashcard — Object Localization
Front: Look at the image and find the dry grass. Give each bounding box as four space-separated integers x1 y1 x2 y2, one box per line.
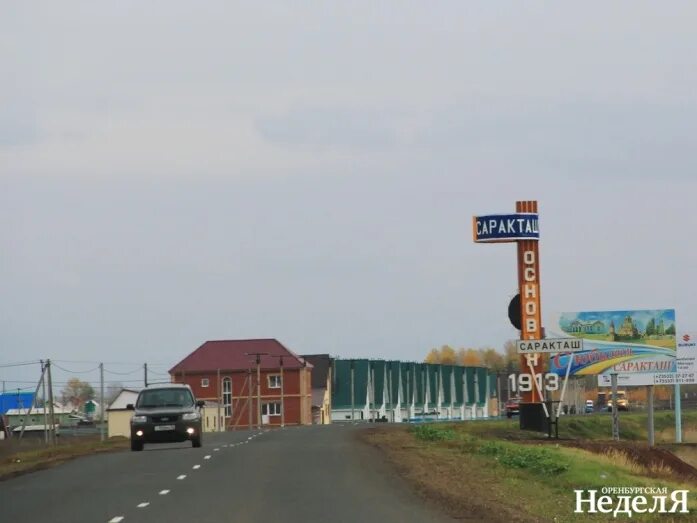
657 426 697 444
0 436 129 480
600 448 675 479
665 445 697 471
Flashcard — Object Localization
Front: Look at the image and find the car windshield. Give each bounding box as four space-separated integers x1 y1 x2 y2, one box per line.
136 388 194 408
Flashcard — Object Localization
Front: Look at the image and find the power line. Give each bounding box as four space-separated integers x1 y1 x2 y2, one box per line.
52 363 101 374
0 361 42 369
53 359 171 366
104 367 142 376
147 369 170 376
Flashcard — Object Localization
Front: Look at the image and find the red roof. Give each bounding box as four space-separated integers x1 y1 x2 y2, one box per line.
169 339 310 374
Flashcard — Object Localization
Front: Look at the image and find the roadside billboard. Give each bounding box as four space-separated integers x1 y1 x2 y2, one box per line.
549 309 676 377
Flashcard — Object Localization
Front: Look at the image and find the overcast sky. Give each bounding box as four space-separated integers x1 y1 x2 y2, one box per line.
2 2 697 386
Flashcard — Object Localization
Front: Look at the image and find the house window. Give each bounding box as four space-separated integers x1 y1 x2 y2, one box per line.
262 402 281 416
201 378 210 388
222 377 232 417
268 375 282 389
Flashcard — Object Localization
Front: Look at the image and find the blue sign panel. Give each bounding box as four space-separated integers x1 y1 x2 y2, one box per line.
473 213 539 242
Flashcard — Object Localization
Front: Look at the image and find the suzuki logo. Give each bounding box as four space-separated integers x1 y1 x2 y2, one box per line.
684 334 691 343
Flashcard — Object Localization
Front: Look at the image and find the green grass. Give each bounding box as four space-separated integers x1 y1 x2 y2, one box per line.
436 409 697 443
403 415 697 521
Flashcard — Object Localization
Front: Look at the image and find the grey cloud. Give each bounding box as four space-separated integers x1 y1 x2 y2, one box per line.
417 99 697 178
257 105 402 151
0 105 40 146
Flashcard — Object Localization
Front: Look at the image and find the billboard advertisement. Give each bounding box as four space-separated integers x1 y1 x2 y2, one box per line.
549 309 676 376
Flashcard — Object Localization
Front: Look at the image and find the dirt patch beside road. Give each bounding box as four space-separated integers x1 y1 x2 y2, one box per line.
358 426 537 523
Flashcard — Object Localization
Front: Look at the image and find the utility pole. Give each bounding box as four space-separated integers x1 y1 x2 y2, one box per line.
647 385 655 447
46 359 56 445
256 356 261 429
611 373 619 441
280 356 285 428
18 366 46 440
675 381 682 443
41 360 48 443
100 363 105 442
217 368 221 432
497 373 502 418
248 368 252 429
144 363 148 388
350 360 355 422
245 352 268 429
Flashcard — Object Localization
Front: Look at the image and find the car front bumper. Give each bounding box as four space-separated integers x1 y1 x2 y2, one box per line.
130 421 202 443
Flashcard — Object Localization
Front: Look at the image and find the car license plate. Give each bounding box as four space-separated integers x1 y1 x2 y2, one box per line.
154 425 175 431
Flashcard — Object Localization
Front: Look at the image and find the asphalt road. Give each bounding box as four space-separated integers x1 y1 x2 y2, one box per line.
0 424 453 523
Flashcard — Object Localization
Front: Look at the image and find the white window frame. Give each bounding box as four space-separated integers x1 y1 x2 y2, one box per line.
262 402 281 416
267 374 282 389
222 377 232 417
201 378 210 388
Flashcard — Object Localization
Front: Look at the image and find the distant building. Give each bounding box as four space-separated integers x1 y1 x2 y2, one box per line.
5 405 72 429
302 354 332 425
169 339 313 429
617 315 639 338
331 360 494 422
107 389 140 438
0 392 35 415
568 320 606 334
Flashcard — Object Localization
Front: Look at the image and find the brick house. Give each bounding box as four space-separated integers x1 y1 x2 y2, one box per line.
169 339 313 429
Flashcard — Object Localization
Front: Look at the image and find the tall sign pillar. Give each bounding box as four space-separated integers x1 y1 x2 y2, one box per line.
515 200 546 405
473 200 546 427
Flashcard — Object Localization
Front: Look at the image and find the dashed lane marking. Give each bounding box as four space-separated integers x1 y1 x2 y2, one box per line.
204 455 211 460
137 502 150 508
214 448 220 451
177 475 187 480
193 464 201 470
108 517 124 523
159 490 170 495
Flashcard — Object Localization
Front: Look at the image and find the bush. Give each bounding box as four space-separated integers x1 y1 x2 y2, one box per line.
478 441 569 475
411 424 457 442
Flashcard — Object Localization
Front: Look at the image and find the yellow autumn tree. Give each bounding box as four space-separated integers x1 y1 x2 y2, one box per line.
424 348 440 363
480 348 505 371
503 340 520 372
439 345 457 365
459 348 482 366
424 345 458 364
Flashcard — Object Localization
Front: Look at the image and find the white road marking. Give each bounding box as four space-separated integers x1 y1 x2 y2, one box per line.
193 464 201 470
137 502 150 508
204 455 211 460
177 474 187 480
247 437 253 440
159 490 170 495
108 518 124 523
214 448 220 451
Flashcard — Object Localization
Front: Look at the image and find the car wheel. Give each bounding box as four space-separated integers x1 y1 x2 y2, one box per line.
192 437 202 448
131 440 144 452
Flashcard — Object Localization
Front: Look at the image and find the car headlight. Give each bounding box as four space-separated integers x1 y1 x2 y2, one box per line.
182 412 200 421
132 415 147 423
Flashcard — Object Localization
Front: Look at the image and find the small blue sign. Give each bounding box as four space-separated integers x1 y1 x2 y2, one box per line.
473 213 539 242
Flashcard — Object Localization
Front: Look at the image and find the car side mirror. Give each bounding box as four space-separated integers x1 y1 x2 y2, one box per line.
196 400 205 408
126 404 135 411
